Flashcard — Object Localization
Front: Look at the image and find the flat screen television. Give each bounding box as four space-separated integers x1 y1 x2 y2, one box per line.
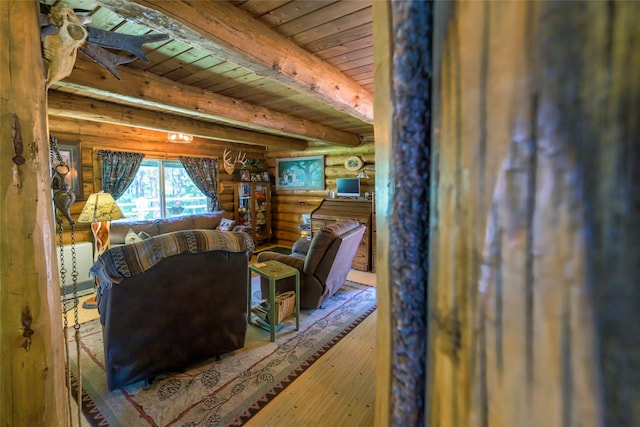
336 177 360 198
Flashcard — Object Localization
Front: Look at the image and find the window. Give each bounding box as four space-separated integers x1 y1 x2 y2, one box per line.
116 159 208 220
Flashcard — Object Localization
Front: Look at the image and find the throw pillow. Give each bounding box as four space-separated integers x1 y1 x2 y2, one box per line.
138 231 152 240
125 228 143 244
218 218 236 231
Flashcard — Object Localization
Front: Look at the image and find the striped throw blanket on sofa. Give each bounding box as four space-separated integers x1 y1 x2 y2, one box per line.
91 230 254 288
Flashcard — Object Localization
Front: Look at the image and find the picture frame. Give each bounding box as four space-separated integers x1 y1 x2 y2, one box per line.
275 155 325 191
260 171 270 182
239 169 251 182
52 141 83 200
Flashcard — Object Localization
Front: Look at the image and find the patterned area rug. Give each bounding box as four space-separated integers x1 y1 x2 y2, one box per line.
68 277 376 426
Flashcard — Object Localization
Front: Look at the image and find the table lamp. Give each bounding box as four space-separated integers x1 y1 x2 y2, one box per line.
77 191 125 308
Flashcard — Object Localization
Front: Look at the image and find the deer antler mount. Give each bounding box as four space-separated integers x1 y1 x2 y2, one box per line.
222 149 248 175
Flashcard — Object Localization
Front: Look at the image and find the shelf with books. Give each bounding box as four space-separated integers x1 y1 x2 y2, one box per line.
234 182 272 243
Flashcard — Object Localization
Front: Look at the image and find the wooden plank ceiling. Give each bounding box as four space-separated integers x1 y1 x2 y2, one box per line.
44 0 374 149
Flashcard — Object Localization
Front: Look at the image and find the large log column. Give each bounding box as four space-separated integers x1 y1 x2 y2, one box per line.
374 0 639 425
0 1 68 425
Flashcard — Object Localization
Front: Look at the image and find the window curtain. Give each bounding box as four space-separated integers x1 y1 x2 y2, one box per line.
179 156 219 211
97 150 144 200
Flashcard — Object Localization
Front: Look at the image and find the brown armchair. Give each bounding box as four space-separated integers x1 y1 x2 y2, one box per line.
256 220 366 309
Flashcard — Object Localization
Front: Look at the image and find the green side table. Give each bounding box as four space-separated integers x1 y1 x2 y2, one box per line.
248 260 300 341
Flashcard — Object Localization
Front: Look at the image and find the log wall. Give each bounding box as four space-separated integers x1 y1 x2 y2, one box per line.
49 119 267 244
48 118 374 249
266 142 375 247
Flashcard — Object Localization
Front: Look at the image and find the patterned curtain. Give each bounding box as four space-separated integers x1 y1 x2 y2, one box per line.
179 156 219 211
97 150 145 200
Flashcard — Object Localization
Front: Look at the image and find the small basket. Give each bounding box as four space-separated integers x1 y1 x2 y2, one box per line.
273 291 296 324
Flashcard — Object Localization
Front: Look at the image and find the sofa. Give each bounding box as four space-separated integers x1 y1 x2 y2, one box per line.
91 229 254 390
256 220 366 309
109 211 252 246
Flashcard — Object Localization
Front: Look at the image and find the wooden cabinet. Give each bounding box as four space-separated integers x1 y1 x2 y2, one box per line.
234 182 272 243
310 199 373 271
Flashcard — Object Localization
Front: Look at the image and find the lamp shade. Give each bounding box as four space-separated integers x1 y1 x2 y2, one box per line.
356 169 369 179
77 192 125 223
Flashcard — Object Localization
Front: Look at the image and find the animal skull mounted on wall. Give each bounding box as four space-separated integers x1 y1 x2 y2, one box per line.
41 7 90 88
222 148 248 175
40 4 170 87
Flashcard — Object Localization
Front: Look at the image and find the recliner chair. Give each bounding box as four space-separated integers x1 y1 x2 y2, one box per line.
256 220 366 309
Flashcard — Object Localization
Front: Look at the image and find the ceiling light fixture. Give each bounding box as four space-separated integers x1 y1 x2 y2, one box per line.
167 132 193 143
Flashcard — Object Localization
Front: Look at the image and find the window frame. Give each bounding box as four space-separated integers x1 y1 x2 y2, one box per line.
116 157 209 220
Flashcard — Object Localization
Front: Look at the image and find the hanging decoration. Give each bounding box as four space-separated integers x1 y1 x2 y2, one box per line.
51 134 83 426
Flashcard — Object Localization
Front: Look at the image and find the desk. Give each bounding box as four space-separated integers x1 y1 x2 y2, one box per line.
310 198 372 271
248 260 300 341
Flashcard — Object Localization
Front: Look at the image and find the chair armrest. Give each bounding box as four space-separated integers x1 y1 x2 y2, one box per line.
255 252 305 271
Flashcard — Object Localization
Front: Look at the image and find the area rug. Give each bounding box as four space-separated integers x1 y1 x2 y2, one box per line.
68 277 376 426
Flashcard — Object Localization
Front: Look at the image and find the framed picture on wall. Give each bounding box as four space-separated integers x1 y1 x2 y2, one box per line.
51 141 83 200
275 155 325 191
239 169 251 182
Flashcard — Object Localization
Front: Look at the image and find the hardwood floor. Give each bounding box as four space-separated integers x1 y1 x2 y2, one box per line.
245 310 376 427
246 268 377 426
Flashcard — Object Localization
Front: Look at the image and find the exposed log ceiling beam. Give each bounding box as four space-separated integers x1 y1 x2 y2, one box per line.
47 90 308 150
49 117 175 143
50 122 268 157
58 57 361 147
94 0 374 124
